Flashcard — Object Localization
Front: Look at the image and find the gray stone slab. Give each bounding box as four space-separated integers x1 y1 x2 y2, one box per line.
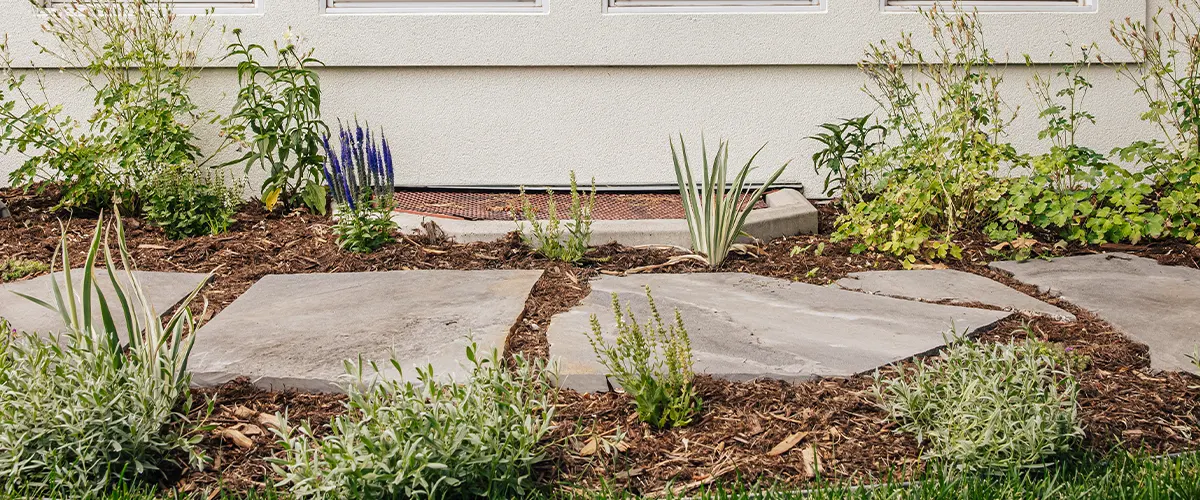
991 253 1200 374
188 270 543 392
836 269 1074 321
0 269 209 340
547 273 1011 392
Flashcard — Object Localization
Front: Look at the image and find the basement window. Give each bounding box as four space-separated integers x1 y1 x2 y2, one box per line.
325 0 544 13
883 0 1095 12
604 0 822 12
45 0 256 12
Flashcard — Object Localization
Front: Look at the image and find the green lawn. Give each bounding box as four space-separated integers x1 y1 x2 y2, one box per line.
16 452 1200 500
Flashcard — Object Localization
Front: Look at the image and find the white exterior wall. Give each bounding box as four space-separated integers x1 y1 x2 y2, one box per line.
0 0 1160 195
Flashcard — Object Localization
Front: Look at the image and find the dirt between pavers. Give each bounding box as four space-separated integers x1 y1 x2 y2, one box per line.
2 186 1199 496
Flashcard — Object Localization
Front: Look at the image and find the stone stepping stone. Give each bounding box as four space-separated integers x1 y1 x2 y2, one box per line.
0 269 209 341
188 270 543 392
836 269 1074 322
991 253 1200 374
547 273 1011 392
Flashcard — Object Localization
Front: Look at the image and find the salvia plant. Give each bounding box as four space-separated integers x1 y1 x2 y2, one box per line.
514 170 595 263
321 120 396 210
874 333 1082 473
1 212 208 495
671 135 787 268
586 287 702 429
272 343 557 498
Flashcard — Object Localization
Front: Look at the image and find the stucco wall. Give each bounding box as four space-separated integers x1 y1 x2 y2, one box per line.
0 0 1162 195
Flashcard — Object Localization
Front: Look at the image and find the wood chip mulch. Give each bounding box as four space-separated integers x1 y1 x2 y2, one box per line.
1 186 1198 496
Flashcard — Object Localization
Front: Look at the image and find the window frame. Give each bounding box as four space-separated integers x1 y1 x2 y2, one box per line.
602 0 823 13
881 0 1095 13
42 0 259 14
323 0 546 14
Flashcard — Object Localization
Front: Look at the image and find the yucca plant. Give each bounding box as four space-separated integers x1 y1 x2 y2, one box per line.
671 135 789 268
1 212 208 494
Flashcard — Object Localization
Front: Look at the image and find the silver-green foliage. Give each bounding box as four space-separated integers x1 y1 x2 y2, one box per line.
586 287 701 429
671 135 788 268
272 344 557 498
874 336 1082 472
1 215 206 494
515 170 595 263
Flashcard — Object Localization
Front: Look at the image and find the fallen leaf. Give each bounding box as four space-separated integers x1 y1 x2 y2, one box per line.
766 431 809 457
801 444 822 478
230 423 264 436
256 412 283 431
219 428 254 449
579 438 598 457
229 405 256 420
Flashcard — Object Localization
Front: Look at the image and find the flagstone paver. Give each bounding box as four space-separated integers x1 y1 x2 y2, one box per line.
188 270 543 392
0 269 209 341
547 273 1011 392
836 269 1074 321
991 253 1200 374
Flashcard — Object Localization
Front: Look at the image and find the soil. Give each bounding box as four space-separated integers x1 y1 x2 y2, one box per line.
2 186 1198 496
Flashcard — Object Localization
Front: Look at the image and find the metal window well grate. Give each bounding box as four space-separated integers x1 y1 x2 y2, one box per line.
392 189 771 221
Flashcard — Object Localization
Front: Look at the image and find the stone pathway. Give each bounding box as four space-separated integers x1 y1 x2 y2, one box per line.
187 270 542 392
991 253 1200 374
547 273 1010 392
836 269 1074 321
0 269 209 341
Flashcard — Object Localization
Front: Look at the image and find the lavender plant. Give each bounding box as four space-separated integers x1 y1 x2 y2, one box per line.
322 121 395 210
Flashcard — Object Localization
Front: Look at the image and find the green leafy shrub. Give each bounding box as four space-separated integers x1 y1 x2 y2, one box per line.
333 204 396 253
834 8 1014 264
1109 0 1200 244
143 165 242 240
515 171 595 263
0 0 223 212
586 287 702 429
2 214 206 494
809 114 886 207
0 258 49 282
226 29 329 214
272 344 556 498
874 335 1082 472
987 46 1166 247
671 135 787 268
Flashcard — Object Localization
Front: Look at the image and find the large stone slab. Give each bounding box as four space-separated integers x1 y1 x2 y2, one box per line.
991 253 1200 374
547 273 1011 392
836 269 1074 322
188 270 543 392
0 269 209 339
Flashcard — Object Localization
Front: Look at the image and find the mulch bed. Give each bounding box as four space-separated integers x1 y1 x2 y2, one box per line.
2 186 1199 496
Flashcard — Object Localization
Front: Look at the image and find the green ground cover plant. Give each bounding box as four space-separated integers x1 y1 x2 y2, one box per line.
515 171 596 263
272 344 557 498
873 333 1082 473
0 0 227 213
1 214 207 495
0 257 48 282
142 164 242 240
671 135 787 268
586 287 701 429
226 29 329 214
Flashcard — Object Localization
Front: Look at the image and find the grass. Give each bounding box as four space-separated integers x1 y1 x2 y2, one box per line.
26 452 1198 499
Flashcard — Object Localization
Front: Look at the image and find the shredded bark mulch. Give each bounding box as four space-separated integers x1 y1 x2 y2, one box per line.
2 186 1198 496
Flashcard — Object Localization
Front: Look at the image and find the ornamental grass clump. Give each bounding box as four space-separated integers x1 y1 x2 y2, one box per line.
514 170 596 263
671 135 788 268
586 287 702 429
874 335 1082 473
272 344 557 499
1 214 207 495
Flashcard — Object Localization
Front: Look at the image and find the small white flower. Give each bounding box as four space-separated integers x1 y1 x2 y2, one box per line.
283 28 293 41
